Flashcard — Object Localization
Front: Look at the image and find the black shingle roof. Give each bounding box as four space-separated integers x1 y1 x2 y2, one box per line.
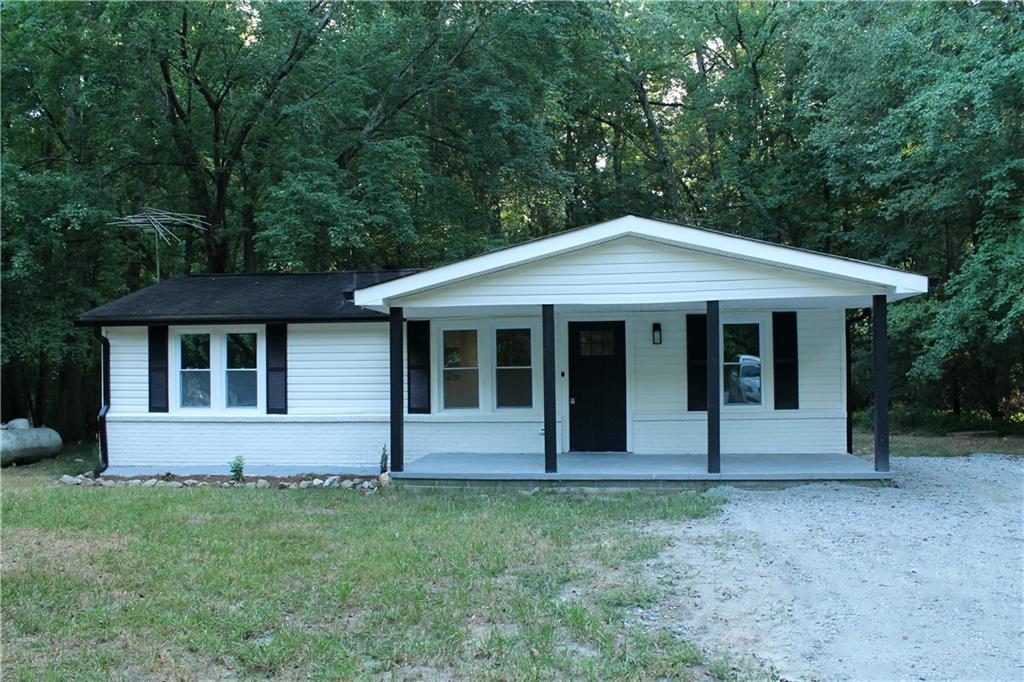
77 270 419 326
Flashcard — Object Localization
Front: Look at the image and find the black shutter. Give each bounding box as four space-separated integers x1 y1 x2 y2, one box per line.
686 314 707 411
266 324 288 414
407 320 430 414
148 325 169 412
773 311 799 410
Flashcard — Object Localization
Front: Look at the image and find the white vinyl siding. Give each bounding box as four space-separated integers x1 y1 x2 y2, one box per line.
101 305 849 471
797 308 845 411
629 307 846 453
394 237 885 308
287 323 391 415
107 327 149 414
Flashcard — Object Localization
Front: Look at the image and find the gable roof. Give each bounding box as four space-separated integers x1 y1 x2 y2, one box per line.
78 270 419 326
354 215 928 308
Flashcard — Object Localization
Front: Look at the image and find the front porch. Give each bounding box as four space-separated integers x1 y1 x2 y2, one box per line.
394 451 889 482
353 216 930 483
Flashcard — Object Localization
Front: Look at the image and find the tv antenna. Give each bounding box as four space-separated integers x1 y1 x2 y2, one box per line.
108 208 208 280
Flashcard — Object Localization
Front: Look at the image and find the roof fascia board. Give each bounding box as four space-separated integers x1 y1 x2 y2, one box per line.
355 218 635 306
354 215 928 306
75 315 387 327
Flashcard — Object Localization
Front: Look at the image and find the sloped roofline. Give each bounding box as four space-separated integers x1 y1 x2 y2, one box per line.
354 215 929 307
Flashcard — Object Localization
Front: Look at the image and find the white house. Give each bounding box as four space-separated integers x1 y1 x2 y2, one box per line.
79 215 929 481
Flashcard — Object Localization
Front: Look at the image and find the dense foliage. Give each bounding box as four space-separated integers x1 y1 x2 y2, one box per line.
2 1 1022 438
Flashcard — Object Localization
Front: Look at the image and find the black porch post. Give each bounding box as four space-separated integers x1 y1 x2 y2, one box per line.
873 294 889 472
389 306 404 472
706 300 721 474
845 312 854 455
542 304 557 473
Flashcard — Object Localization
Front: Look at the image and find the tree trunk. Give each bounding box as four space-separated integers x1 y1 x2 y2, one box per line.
33 354 50 427
58 355 86 441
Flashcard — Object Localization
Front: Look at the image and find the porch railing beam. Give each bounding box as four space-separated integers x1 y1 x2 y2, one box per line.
542 304 557 473
873 294 890 472
706 300 721 474
389 306 404 473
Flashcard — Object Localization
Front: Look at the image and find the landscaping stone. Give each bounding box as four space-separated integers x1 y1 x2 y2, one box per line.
166 481 184 488
378 472 391 487
298 480 312 489
197 482 208 487
278 481 289 490
59 474 77 485
155 480 169 487
312 478 325 488
245 482 256 489
183 479 199 487
324 476 341 488
341 479 354 489
143 479 158 487
256 479 270 489
221 481 233 488
288 482 298 489
128 479 142 487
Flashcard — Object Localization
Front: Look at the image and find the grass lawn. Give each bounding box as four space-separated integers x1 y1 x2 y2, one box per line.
1 446 739 681
852 428 1024 457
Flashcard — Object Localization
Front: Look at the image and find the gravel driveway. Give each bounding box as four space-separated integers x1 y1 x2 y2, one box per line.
642 455 1024 682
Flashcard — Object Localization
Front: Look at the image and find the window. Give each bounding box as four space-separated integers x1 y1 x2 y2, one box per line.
723 323 761 405
580 329 615 356
180 334 211 407
443 330 479 408
226 333 258 407
495 329 532 408
173 328 263 411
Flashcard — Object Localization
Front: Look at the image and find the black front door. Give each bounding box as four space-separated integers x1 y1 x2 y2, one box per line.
568 321 626 451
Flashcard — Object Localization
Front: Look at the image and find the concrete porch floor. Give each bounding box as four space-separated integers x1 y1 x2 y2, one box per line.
394 451 890 482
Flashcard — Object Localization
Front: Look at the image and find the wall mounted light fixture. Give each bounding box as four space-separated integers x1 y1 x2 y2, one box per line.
652 323 662 345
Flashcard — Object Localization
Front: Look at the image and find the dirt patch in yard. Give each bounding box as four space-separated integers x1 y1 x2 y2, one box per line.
2 528 125 576
641 455 1024 681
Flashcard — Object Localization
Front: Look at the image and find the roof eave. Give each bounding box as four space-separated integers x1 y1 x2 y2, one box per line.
354 216 930 307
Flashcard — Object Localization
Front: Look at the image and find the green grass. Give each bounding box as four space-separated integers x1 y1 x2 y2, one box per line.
2 447 728 680
853 428 1024 457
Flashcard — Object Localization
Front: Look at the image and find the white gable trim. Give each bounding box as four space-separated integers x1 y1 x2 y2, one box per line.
355 215 928 308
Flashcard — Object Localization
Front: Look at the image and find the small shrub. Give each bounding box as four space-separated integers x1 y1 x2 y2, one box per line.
229 456 245 482
380 445 388 474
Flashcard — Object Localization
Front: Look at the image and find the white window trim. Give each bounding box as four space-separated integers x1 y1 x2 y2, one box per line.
169 325 266 414
438 327 481 412
719 313 773 412
492 324 540 411
432 317 542 415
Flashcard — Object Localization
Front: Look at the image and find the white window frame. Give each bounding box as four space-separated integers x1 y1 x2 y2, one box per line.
432 317 542 415
719 314 772 411
439 327 481 411
169 325 266 413
493 324 539 411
